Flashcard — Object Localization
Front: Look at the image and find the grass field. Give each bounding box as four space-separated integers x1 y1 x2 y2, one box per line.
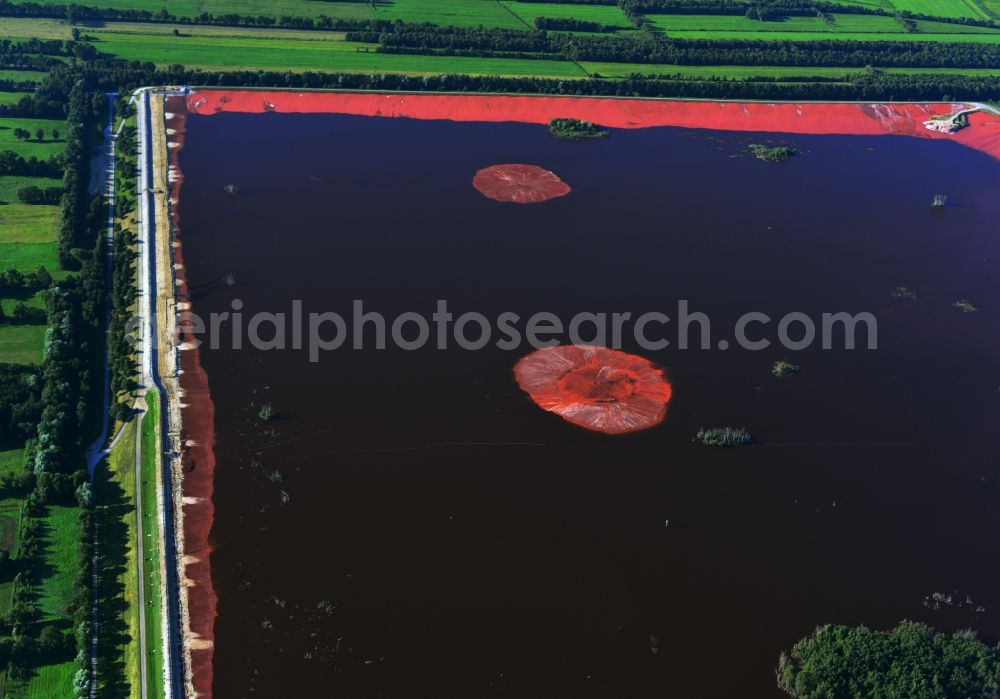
0 498 20 554
501 1 634 29
1 291 47 316
88 29 586 75
0 324 46 365
662 27 1000 42
5 0 535 27
648 13 904 34
0 91 30 107
580 61 1000 79
0 176 62 204
890 0 985 18
0 199 60 284
19 661 77 699
96 417 141 699
36 504 81 622
374 0 526 28
0 117 65 158
7 0 376 20
0 242 59 275
139 392 165 699
8 503 81 699
0 69 46 83
0 447 24 477
0 204 59 240
645 13 1000 41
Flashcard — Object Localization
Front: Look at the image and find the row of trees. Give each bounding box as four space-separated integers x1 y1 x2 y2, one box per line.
107 118 139 423
0 266 51 292
350 23 1000 69
0 151 61 178
10 127 58 142
0 63 110 694
0 364 41 443
48 56 995 103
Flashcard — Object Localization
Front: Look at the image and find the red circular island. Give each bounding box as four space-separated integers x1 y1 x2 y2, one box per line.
473 164 570 204
514 345 672 434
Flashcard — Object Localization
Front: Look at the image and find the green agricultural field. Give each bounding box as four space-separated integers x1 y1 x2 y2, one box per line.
501 1 634 29
96 21 351 41
890 0 985 19
0 176 62 203
0 91 30 107
18 662 77 699
375 0 527 28
662 27 1000 42
0 324 46 365
0 117 65 158
3 0 537 27
0 242 59 275
647 13 901 34
0 204 59 241
0 291 47 316
95 417 140 698
646 12 1000 37
5 0 375 20
139 392 165 699
36 504 82 621
0 16 72 39
0 69 46 84
825 0 894 8
88 29 586 76
584 62 1000 78
0 498 20 554
0 447 24 478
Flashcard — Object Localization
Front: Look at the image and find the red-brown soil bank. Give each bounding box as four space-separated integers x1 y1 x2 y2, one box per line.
165 94 217 698
187 90 1000 162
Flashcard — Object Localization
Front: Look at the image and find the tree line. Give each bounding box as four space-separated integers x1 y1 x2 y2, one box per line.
347 24 1000 69
0 63 108 695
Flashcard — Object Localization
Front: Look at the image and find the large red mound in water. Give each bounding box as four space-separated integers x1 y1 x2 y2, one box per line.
514 345 672 434
186 91 1000 163
473 164 570 203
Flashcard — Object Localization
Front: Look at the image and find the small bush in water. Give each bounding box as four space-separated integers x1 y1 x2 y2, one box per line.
695 427 751 447
748 144 797 162
772 360 800 378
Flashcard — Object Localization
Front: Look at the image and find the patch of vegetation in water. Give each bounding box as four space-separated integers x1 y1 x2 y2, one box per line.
772 360 799 378
953 299 978 313
548 118 609 140
748 144 797 162
890 286 918 300
695 426 751 447
777 621 1000 699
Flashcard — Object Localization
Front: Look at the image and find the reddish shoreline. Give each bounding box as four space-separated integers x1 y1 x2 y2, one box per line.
165 95 217 699
187 90 1000 162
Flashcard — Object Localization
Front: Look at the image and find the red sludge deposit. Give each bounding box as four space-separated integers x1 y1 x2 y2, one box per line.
473 164 570 203
186 91 1000 164
514 345 672 434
